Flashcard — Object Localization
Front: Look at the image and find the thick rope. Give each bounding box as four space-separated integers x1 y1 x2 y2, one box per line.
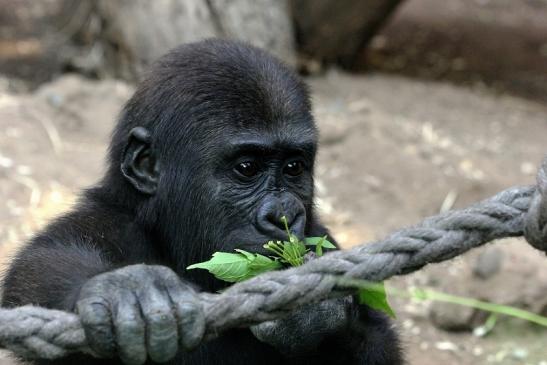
1 157 546 360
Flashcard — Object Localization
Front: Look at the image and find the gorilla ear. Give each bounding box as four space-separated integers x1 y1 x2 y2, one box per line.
121 127 159 195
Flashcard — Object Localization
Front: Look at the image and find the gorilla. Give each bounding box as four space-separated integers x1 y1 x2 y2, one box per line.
2 39 402 365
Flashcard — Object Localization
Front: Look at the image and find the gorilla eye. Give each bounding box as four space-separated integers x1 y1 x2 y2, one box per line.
235 161 259 178
284 161 304 176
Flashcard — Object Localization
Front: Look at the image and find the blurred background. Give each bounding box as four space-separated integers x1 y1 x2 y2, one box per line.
0 0 546 364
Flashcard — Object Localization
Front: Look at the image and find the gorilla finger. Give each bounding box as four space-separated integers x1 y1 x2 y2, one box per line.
76 296 116 358
112 292 147 365
166 282 205 350
250 320 280 343
138 287 179 362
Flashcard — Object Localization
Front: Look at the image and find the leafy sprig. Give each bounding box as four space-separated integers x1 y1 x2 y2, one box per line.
187 216 395 317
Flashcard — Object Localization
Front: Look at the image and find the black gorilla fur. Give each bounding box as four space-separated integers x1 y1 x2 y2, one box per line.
2 39 403 365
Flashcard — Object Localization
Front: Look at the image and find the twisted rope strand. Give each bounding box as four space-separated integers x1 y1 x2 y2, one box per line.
0 158 545 360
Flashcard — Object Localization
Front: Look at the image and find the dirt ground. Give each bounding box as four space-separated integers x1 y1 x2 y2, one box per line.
309 71 547 365
0 70 546 364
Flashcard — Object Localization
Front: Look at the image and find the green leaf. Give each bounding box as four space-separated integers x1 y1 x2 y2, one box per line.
358 282 396 318
304 237 337 249
187 251 281 283
304 236 336 256
234 249 255 260
248 253 282 275
187 252 251 282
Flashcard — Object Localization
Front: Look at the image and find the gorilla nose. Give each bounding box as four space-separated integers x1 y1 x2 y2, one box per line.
257 196 306 240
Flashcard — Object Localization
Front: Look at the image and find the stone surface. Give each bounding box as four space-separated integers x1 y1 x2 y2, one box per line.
429 301 480 332
472 247 503 280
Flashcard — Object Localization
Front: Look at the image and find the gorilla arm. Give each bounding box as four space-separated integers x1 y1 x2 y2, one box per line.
2 230 206 365
1 239 112 311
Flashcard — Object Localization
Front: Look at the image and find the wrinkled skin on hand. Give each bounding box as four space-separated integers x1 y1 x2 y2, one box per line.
76 264 205 365
250 296 354 356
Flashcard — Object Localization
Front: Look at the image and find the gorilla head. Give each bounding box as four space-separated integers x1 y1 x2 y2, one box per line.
104 39 318 279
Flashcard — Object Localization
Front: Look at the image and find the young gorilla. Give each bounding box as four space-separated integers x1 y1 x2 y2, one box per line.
2 40 402 365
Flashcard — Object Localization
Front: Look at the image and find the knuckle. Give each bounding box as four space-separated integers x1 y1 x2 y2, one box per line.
152 265 173 275
177 300 201 316
148 310 171 324
77 297 110 323
116 316 144 333
152 265 179 282
125 263 147 273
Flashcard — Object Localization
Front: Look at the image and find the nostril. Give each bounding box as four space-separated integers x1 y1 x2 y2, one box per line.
288 212 306 239
256 202 286 238
266 211 285 231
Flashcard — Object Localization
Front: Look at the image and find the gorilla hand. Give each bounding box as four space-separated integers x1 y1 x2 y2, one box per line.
250 296 353 356
76 264 205 365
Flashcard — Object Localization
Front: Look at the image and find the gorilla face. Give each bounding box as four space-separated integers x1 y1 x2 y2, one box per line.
209 127 317 254
115 40 318 275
